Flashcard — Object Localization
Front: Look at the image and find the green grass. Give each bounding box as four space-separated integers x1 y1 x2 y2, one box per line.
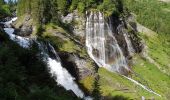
80 75 95 93
125 0 170 34
98 56 170 99
99 68 154 99
139 32 170 75
132 55 170 100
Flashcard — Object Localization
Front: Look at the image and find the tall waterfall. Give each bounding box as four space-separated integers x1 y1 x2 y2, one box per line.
86 11 130 74
85 11 161 97
2 18 92 100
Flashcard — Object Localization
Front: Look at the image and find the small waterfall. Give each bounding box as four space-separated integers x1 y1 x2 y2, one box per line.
4 28 30 48
124 33 135 56
117 24 135 56
4 17 17 27
2 17 92 100
86 11 130 74
123 76 161 97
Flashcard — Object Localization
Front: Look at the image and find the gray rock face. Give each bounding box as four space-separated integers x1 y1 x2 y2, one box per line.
13 15 33 36
61 10 86 38
68 54 94 79
14 25 32 36
59 52 94 80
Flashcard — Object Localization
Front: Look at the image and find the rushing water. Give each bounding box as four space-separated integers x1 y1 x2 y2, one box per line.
85 11 161 97
2 17 92 99
86 11 130 74
117 24 135 56
4 28 30 48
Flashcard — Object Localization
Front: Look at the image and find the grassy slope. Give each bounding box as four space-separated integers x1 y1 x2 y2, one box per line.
125 0 170 34
124 0 170 72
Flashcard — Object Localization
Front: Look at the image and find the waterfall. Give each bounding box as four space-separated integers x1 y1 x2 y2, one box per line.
2 18 92 100
38 42 85 98
85 11 161 97
86 11 130 74
117 24 135 56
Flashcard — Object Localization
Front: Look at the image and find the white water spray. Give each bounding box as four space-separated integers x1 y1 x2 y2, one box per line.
117 24 135 56
86 11 129 73
42 43 85 98
85 11 161 97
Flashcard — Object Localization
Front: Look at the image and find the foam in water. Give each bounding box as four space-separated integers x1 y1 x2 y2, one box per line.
86 11 129 73
4 28 30 48
44 43 85 98
4 17 17 27
3 17 30 48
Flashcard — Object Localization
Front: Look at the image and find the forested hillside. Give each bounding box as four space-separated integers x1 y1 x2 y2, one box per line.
0 0 170 100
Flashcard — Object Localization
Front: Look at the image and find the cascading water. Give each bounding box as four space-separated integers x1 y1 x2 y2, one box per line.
86 11 130 74
4 27 30 48
2 18 92 100
117 24 135 56
38 42 85 98
85 11 161 97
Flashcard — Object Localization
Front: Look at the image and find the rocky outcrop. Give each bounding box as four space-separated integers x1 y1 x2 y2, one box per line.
13 15 34 36
59 52 95 80
123 14 144 53
61 10 86 38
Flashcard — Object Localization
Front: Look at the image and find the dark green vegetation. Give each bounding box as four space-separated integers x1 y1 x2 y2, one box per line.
17 0 125 25
0 0 17 18
0 0 10 18
0 29 80 100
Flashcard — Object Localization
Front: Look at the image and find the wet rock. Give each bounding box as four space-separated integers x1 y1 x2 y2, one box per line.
59 52 94 80
14 25 32 36
13 15 33 36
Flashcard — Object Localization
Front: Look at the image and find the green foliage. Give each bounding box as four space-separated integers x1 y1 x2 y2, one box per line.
132 55 170 100
69 0 79 11
80 76 95 92
17 0 124 24
17 0 59 25
0 0 5 5
0 2 11 18
57 0 68 14
77 2 85 13
124 0 170 34
97 0 117 16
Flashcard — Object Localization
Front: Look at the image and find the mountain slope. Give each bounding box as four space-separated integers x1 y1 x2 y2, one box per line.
0 0 170 100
